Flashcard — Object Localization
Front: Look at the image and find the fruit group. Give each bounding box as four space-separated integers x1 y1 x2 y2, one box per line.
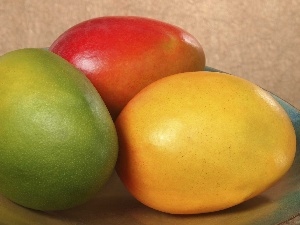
115 71 296 214
49 16 205 119
0 48 118 211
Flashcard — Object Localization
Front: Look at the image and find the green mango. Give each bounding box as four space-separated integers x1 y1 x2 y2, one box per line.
0 48 118 211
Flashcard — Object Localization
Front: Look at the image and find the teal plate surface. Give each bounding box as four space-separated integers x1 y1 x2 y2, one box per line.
0 67 299 225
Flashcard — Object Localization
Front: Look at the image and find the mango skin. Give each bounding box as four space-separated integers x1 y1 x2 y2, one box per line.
49 16 206 119
271 94 300 146
115 71 296 214
0 48 118 211
204 66 300 147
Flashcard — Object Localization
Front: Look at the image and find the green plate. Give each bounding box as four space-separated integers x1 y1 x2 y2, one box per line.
0 67 299 225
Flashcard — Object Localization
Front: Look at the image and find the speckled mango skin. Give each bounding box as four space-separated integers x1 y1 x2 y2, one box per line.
204 66 300 149
0 48 118 211
115 71 296 214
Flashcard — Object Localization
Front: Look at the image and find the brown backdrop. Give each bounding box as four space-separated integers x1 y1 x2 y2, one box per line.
0 0 299 108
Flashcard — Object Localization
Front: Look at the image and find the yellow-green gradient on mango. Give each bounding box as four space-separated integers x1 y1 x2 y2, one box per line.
0 48 118 211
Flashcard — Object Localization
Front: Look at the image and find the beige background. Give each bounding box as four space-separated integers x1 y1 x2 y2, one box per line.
0 0 299 108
